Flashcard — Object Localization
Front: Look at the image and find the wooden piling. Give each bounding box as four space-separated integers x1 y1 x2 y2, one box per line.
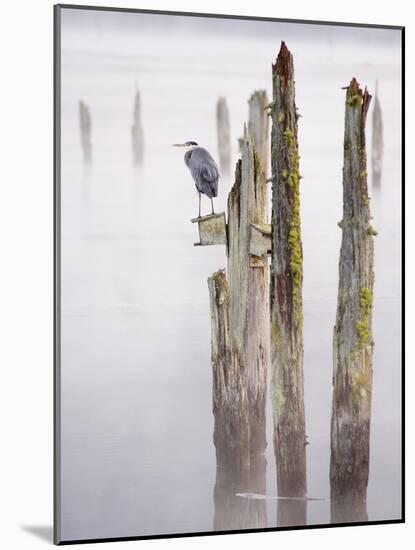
216 97 231 175
269 41 307 498
237 136 244 153
371 80 383 188
248 90 270 177
208 127 268 468
330 78 374 521
131 89 144 165
79 100 92 164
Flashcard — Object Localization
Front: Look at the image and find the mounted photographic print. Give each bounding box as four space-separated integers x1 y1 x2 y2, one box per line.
54 4 404 544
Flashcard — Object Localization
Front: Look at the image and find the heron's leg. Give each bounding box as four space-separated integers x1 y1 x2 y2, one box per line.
211 198 215 215
198 192 201 218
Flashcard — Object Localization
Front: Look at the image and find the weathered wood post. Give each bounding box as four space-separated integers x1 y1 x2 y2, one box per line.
208 126 268 468
248 90 270 177
269 41 307 498
131 89 144 165
371 80 383 188
330 78 374 523
237 136 244 153
79 100 92 164
216 97 231 176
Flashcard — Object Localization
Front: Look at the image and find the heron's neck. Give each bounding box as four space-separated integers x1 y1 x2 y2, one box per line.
184 149 193 167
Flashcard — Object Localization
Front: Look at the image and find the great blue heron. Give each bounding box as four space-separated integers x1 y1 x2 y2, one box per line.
173 141 219 218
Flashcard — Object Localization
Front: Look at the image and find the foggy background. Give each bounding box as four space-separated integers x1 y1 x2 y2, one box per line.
59 8 402 541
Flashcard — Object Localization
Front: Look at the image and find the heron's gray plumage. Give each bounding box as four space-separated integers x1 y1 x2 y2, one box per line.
185 147 219 199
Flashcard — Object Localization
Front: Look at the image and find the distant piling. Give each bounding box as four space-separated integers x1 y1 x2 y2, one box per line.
371 80 383 188
216 97 231 175
208 126 268 469
131 89 144 165
269 41 307 498
79 100 92 164
248 90 270 177
330 78 374 523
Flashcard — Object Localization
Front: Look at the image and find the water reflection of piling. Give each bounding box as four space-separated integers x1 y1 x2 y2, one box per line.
213 457 267 531
330 79 374 521
331 499 368 524
277 499 307 528
208 126 268 469
248 90 270 177
269 42 307 499
131 89 144 165
79 100 92 164
371 80 383 189
216 97 231 175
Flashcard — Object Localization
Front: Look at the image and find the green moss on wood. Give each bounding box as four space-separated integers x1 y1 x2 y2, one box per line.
285 132 303 327
283 128 294 147
356 319 370 346
360 287 373 309
355 287 373 348
347 94 363 107
358 147 367 166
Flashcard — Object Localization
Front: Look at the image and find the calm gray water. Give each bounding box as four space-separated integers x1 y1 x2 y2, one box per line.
59 9 402 541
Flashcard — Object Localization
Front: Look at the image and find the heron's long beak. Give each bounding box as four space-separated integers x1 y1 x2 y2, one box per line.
172 143 187 147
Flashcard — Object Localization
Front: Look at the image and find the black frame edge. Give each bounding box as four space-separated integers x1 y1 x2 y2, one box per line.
54 3 62 546
55 3 404 30
400 25 406 524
